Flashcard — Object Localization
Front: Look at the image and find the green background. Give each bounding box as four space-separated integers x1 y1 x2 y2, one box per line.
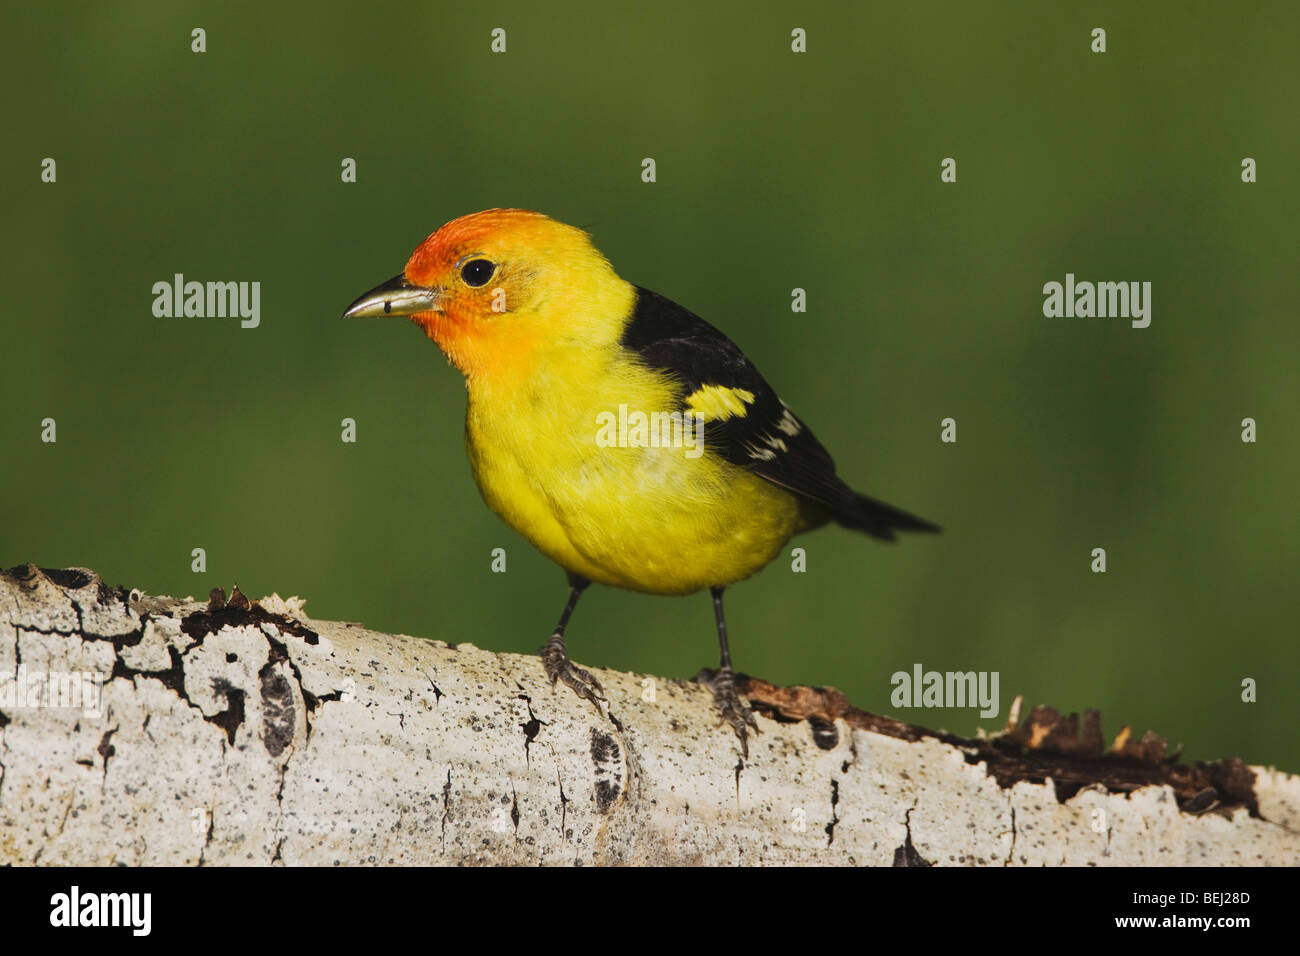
4 2 1296 769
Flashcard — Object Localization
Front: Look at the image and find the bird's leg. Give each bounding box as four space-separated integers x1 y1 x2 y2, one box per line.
695 586 760 758
540 574 605 710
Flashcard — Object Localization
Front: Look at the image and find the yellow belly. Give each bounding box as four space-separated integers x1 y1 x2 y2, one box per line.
464 359 801 595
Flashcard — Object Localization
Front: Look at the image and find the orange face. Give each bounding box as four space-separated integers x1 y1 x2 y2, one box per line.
399 209 615 381
344 208 630 384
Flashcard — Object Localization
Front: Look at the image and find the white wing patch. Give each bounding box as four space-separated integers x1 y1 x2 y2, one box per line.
744 432 789 460
775 403 802 437
737 402 800 461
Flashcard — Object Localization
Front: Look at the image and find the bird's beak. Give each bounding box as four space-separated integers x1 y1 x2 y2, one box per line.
342 273 442 319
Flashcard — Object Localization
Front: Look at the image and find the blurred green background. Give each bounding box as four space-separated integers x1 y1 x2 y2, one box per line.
4 1 1296 768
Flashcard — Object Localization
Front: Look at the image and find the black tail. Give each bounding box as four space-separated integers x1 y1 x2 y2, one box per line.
838 492 941 542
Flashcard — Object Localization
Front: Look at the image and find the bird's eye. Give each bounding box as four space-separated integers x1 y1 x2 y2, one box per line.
460 259 496 287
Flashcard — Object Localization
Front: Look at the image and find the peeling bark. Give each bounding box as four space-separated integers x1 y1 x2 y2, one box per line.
1 564 1297 866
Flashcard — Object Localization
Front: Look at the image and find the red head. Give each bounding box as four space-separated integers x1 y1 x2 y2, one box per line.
344 209 633 383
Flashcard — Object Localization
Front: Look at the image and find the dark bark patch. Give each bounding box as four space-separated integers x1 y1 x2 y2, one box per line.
740 677 1260 819
590 729 623 813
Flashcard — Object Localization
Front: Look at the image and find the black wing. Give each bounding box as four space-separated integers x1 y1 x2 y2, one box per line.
620 286 938 540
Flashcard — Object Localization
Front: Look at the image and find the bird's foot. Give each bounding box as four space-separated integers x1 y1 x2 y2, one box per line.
695 666 760 759
540 633 605 711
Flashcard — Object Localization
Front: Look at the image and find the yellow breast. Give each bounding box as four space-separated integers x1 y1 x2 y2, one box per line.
464 350 801 595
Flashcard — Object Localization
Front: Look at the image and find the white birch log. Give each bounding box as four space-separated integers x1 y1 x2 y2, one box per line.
1 564 1296 866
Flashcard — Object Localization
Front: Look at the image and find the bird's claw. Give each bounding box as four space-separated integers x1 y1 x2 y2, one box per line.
540 632 605 711
696 666 760 759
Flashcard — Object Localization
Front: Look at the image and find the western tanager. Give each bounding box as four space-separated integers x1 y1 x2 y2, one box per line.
344 209 938 755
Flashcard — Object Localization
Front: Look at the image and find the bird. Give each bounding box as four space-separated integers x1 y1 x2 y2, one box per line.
343 208 938 756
